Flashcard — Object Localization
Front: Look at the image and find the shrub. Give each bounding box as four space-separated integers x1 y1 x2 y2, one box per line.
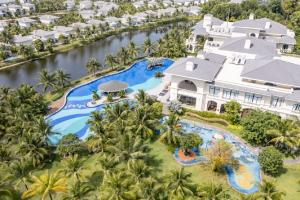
258 146 284 176
185 112 230 127
155 71 164 78
241 110 281 146
223 101 241 125
107 93 113 102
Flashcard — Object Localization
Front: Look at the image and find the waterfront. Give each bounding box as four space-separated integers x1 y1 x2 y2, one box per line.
0 25 173 89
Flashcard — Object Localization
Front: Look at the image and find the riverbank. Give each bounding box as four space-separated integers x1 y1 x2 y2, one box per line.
0 15 200 71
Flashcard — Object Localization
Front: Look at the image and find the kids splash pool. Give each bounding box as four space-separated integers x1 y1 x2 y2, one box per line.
174 121 261 194
47 59 174 144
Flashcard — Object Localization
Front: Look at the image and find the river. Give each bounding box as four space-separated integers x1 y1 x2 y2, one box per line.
0 24 174 89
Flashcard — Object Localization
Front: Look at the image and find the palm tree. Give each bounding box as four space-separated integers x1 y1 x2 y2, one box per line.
100 172 136 200
117 47 129 66
197 182 230 200
38 69 57 93
127 159 151 184
143 38 153 56
104 103 130 130
259 179 285 200
62 180 94 200
61 154 85 181
136 177 165 200
127 41 138 61
267 120 300 154
55 69 71 89
9 158 32 190
135 90 151 106
131 106 158 139
22 171 67 200
105 54 117 70
238 193 262 200
86 57 102 76
160 113 181 145
164 167 196 199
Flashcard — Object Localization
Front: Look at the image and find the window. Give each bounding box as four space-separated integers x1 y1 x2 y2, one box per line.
209 86 220 97
244 93 262 104
292 104 300 112
270 96 284 107
223 89 239 99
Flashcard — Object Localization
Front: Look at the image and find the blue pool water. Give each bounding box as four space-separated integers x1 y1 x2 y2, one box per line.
177 122 261 194
47 59 174 144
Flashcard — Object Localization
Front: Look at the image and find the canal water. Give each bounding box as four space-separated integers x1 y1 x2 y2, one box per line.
0 25 174 89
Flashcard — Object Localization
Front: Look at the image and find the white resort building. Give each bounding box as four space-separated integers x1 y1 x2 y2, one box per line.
165 14 300 119
186 14 296 53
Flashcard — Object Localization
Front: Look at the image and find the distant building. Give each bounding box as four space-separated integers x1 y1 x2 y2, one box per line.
32 29 56 41
21 3 35 14
17 17 36 28
53 26 75 38
79 0 93 10
13 34 34 45
79 10 95 19
39 15 60 25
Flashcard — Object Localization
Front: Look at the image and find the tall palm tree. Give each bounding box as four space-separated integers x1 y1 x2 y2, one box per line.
105 54 117 70
22 171 67 200
136 177 165 200
118 47 129 66
62 180 94 200
104 103 130 130
160 113 181 145
55 69 71 89
164 167 196 199
143 38 153 57
238 193 262 200
259 179 285 200
127 41 138 61
127 159 151 184
9 158 32 190
131 106 158 139
197 182 230 200
38 69 57 93
61 154 85 181
86 57 102 76
267 120 300 154
100 172 135 200
135 90 150 106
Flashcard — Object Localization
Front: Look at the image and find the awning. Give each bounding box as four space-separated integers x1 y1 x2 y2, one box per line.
98 80 129 93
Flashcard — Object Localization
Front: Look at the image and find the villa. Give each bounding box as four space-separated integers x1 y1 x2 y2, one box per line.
79 9 95 19
185 6 200 16
166 34 300 119
53 26 75 38
104 17 121 29
86 19 105 28
39 15 60 25
7 4 22 16
32 29 56 42
79 0 92 10
186 14 296 53
0 20 8 31
71 22 92 32
65 0 75 11
21 2 35 14
13 34 33 45
17 17 36 28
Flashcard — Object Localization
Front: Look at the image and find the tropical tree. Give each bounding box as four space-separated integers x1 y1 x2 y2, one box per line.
56 134 86 158
206 140 237 172
100 172 136 200
22 171 67 200
136 177 165 200
38 69 57 93
86 57 102 76
127 41 138 61
61 154 85 181
164 167 196 199
259 179 285 200
117 47 129 66
105 54 117 70
127 159 151 184
9 158 32 190
160 113 182 146
180 133 203 156
62 180 94 200
134 89 153 106
258 146 284 176
267 120 300 154
33 39 45 52
196 182 230 200
143 38 154 56
55 69 71 89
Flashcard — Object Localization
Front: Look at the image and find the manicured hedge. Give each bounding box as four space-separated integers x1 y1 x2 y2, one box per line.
185 112 230 127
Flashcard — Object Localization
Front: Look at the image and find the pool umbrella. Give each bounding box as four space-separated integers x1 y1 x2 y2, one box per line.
98 80 129 93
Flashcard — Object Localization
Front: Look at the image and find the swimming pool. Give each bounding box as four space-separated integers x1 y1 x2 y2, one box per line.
47 59 174 144
176 121 261 194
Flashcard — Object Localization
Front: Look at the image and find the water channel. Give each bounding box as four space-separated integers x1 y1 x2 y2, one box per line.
0 24 176 89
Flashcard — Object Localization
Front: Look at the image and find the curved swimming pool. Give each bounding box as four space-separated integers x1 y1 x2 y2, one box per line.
177 121 261 194
47 59 174 144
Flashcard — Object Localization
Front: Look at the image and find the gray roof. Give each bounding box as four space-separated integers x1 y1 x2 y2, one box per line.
265 35 296 45
99 80 128 93
242 59 300 87
204 52 226 64
192 21 208 36
165 57 222 82
233 18 288 35
219 37 278 57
